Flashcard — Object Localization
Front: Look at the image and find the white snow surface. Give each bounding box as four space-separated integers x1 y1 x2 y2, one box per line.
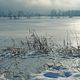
1 51 80 80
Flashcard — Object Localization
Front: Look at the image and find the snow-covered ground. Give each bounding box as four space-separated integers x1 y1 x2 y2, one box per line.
0 50 80 80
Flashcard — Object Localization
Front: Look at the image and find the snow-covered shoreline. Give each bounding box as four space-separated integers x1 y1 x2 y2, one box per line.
0 32 80 80
0 49 80 80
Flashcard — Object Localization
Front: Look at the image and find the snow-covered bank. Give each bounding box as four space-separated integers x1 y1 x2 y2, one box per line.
0 32 80 80
0 50 80 80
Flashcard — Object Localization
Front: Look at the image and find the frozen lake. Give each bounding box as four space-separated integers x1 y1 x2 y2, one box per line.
0 17 80 48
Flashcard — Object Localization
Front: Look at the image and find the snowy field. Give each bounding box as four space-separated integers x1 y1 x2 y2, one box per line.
1 50 80 80
0 17 80 80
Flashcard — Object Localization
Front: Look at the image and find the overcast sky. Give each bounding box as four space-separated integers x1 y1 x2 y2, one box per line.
0 0 80 12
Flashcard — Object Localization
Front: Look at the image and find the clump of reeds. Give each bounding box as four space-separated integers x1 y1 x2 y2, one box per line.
57 31 80 58
1 30 80 59
20 31 52 55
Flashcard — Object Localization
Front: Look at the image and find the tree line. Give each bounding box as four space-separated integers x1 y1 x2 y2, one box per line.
0 10 80 19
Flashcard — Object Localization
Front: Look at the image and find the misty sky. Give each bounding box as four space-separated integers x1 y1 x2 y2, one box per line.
0 0 80 12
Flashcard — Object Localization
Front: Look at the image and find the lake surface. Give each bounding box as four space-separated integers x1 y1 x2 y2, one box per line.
0 17 80 48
